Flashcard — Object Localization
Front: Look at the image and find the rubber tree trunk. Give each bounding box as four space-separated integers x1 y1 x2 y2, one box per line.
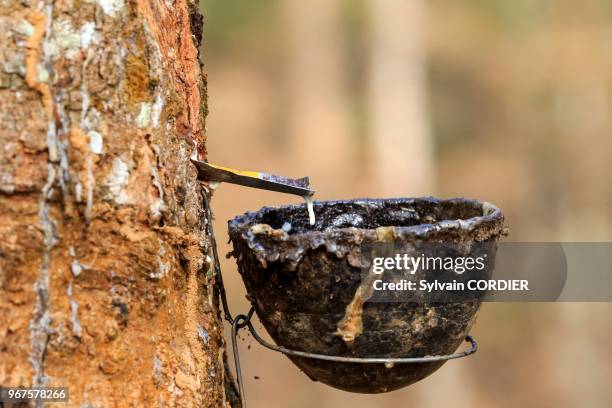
0 1 231 406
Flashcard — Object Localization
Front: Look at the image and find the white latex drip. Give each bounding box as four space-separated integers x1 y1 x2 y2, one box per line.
304 195 315 225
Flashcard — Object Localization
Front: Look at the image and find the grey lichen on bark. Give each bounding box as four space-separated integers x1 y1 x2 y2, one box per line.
0 0 230 406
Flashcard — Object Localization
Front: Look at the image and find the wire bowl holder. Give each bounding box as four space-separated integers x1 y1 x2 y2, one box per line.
230 308 478 408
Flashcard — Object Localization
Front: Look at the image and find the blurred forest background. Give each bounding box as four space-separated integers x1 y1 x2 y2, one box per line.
200 0 612 406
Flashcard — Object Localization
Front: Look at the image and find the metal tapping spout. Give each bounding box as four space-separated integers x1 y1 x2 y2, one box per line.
192 159 315 197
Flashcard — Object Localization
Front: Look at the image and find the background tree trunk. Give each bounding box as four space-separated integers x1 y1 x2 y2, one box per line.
367 0 434 196
281 0 353 197
0 1 230 406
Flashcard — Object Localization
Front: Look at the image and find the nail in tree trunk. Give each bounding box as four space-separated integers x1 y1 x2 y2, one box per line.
0 1 233 406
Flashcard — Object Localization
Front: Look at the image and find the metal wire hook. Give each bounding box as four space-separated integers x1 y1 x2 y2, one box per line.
231 315 249 408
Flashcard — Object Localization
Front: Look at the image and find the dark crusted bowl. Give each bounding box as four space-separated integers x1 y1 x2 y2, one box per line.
228 198 504 393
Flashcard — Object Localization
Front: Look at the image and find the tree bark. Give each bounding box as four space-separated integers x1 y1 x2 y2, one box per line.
0 0 229 406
